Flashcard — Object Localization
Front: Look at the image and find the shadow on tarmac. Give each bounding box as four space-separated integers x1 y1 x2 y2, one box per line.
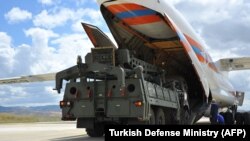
51 135 104 141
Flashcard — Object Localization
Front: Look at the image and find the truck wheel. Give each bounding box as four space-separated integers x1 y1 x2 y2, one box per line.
156 108 166 125
86 124 104 137
149 107 155 125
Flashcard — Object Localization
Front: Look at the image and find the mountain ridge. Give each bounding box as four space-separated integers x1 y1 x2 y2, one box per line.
0 105 60 115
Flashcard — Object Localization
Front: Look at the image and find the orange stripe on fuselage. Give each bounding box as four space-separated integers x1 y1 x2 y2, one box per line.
209 62 219 72
197 54 205 63
107 3 146 14
184 34 219 72
123 15 161 25
185 34 204 52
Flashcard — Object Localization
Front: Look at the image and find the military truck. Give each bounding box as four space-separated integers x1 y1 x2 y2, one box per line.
54 24 191 137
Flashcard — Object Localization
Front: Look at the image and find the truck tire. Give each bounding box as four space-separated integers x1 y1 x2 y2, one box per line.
155 108 166 125
149 107 156 125
86 124 104 137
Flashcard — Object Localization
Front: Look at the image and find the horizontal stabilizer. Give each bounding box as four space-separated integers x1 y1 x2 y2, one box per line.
216 57 250 71
0 73 56 85
82 23 116 48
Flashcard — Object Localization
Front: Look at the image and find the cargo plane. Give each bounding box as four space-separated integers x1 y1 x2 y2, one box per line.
0 0 250 126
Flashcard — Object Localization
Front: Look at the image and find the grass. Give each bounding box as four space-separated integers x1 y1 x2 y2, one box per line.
0 113 61 123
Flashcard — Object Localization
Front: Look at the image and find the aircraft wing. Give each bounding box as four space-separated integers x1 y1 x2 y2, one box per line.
0 73 56 85
217 57 250 71
81 23 116 48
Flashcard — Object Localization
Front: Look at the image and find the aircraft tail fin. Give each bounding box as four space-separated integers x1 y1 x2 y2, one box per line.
216 57 250 71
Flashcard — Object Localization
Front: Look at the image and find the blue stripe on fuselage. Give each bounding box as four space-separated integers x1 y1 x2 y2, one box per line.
116 9 157 19
191 45 202 56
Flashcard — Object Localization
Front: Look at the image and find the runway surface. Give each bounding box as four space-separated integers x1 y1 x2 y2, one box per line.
0 122 104 141
0 118 210 141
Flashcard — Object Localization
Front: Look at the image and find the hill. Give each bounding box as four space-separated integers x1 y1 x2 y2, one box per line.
0 105 60 114
0 105 61 123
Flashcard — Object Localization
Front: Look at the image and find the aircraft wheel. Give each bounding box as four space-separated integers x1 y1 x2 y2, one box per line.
155 108 166 125
148 107 156 125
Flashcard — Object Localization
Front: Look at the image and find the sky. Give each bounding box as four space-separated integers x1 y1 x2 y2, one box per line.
0 0 249 110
